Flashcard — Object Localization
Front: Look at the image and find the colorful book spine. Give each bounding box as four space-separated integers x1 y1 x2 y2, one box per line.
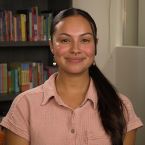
0 63 7 94
20 63 30 92
28 10 32 41
20 14 26 41
7 71 12 93
0 64 2 93
14 69 20 93
3 63 7 94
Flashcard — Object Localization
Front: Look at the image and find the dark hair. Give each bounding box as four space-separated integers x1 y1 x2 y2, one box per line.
50 8 126 145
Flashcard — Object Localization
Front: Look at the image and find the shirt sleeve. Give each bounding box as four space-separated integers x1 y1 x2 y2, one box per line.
0 93 30 141
120 94 143 132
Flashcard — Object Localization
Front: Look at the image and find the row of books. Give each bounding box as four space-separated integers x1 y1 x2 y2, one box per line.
0 6 52 42
0 63 57 94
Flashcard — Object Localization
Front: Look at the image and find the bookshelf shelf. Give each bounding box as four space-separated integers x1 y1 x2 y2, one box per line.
0 45 53 65
0 41 49 47
0 93 17 102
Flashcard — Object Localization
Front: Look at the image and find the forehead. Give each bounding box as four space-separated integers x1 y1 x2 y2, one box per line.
54 15 92 33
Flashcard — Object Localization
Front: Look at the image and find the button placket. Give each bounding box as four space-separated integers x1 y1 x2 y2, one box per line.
70 111 76 134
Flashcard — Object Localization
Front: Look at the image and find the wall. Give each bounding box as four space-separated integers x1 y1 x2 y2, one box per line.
138 0 145 46
121 0 145 46
114 46 145 145
123 0 138 45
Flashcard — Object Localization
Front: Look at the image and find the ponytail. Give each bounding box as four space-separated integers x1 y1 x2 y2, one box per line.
89 64 126 145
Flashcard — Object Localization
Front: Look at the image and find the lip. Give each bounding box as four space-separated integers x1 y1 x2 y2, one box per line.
65 57 85 63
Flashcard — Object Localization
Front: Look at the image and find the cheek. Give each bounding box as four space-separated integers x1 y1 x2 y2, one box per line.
53 43 69 56
82 45 95 57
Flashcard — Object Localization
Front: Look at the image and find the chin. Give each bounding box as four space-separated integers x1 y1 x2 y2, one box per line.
59 64 90 75
65 68 88 75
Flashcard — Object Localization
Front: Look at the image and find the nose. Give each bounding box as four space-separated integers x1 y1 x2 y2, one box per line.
71 40 81 54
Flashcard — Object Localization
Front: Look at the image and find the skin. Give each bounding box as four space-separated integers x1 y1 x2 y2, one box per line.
4 15 137 145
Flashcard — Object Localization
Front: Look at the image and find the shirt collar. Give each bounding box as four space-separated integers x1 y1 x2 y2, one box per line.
81 78 98 109
41 73 58 105
41 73 98 109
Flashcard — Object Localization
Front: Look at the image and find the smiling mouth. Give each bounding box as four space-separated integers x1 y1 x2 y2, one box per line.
66 57 84 63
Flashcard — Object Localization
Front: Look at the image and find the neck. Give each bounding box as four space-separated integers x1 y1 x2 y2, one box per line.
56 71 90 91
55 71 90 109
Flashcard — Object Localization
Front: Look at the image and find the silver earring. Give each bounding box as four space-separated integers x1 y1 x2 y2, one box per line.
53 57 56 66
93 60 96 66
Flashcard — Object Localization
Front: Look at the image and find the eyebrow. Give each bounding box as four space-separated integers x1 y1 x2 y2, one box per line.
58 32 93 37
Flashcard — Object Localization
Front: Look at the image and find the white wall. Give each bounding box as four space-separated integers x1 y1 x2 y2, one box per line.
123 0 138 45
138 0 145 46
114 46 145 145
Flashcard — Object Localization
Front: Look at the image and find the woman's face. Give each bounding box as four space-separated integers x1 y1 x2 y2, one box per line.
50 15 96 75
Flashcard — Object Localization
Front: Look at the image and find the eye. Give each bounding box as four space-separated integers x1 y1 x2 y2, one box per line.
60 38 71 43
81 38 91 43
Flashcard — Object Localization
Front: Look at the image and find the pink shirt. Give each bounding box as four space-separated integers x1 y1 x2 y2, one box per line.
1 73 143 145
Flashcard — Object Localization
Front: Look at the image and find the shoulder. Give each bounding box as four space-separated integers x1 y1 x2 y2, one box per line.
11 85 44 108
118 93 143 131
11 72 57 108
119 93 135 114
119 93 133 106
0 87 43 141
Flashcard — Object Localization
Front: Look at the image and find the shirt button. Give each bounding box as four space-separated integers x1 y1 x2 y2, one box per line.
71 129 75 133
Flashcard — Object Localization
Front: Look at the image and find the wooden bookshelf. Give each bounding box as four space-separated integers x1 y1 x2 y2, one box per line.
0 0 72 116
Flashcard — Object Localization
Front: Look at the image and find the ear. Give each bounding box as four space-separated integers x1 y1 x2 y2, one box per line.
96 38 98 45
49 39 54 54
95 38 98 55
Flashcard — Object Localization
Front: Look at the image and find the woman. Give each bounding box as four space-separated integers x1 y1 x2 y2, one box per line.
0 8 143 145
